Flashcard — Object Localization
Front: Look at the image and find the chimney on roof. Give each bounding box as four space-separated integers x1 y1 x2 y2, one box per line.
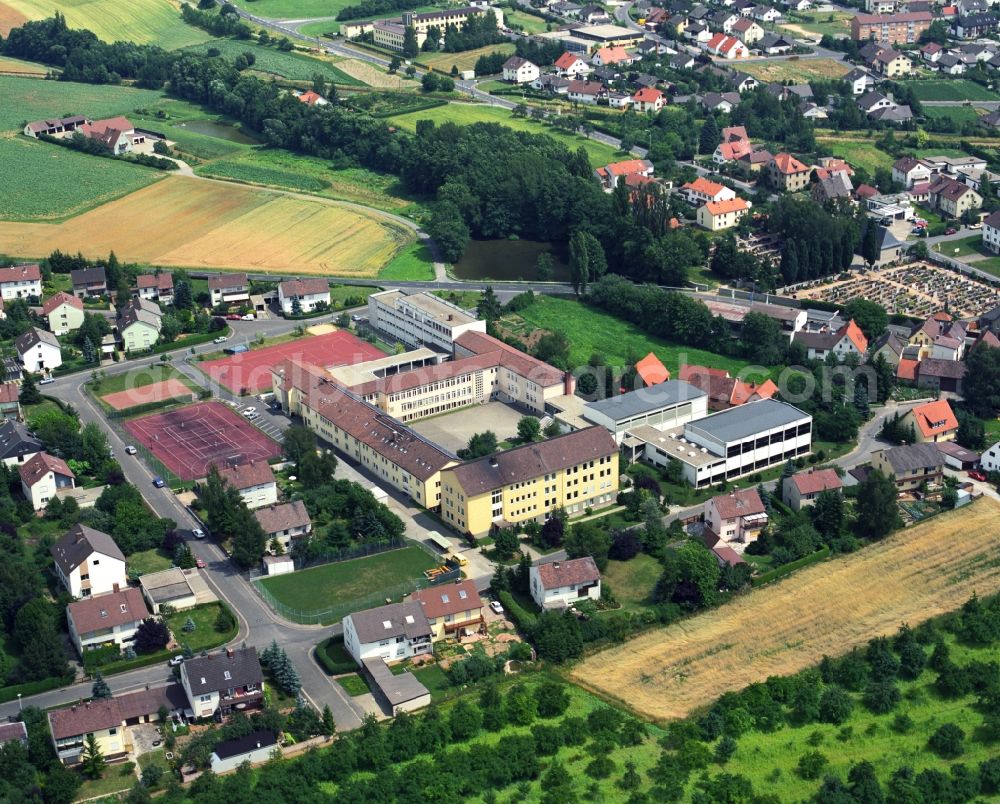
489 456 498 467
256 741 261 749
113 583 119 592
226 648 234 659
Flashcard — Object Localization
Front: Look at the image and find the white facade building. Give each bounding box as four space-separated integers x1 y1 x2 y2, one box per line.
368 289 486 352
218 462 278 510
277 278 329 316
0 264 42 300
342 601 433 664
529 556 601 610
50 524 127 599
16 328 62 374
66 587 147 656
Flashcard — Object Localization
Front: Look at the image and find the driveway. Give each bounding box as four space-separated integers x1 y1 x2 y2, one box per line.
129 722 164 757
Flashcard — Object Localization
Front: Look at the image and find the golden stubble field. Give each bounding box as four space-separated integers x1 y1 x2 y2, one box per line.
571 498 1000 722
0 176 413 275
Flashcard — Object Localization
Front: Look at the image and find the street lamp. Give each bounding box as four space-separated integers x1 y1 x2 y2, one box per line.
17 693 21 712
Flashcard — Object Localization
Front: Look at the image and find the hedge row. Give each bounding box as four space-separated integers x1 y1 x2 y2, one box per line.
752 546 830 587
0 673 75 704
370 98 447 118
314 636 357 675
497 590 537 631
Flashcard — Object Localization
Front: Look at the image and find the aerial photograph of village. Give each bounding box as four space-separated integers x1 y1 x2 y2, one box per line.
2 0 1000 798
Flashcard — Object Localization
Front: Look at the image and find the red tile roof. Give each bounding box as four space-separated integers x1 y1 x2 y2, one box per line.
0 264 41 284
909 399 958 439
721 125 749 142
594 46 632 64
840 319 869 354
896 358 918 381
48 685 187 740
41 291 83 316
279 278 329 297
771 152 810 175
555 51 585 70
253 500 311 535
717 140 752 161
453 330 566 387
711 488 765 519
0 381 18 405
411 579 482 619
791 467 842 495
297 90 326 105
217 460 275 490
19 452 74 487
68 587 147 636
705 198 749 215
136 273 173 291
535 556 600 590
633 87 663 103
682 177 728 197
635 352 670 386
601 159 653 176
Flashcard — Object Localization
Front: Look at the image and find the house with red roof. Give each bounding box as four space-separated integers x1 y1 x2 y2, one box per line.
679 364 777 410
594 158 654 190
713 138 753 165
705 33 747 59
632 86 665 112
635 352 670 387
20 452 75 510
67 587 148 656
0 263 42 301
78 116 146 155
766 152 811 191
680 177 736 205
135 272 174 305
554 51 591 78
900 399 959 443
792 319 868 362
704 488 767 553
217 461 278 509
591 46 637 67
42 291 84 335
696 197 751 230
782 467 842 511
411 579 483 640
529 556 601 609
296 90 329 106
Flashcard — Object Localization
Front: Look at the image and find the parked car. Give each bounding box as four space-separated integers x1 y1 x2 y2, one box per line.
241 314 255 321
945 227 957 235
225 314 242 320
213 336 228 344
125 445 137 455
489 600 504 615
351 314 363 322
192 528 206 539
246 412 258 421
38 377 55 385
968 469 987 482
969 222 983 229
196 558 207 569
167 656 184 667
152 477 166 488
242 407 256 416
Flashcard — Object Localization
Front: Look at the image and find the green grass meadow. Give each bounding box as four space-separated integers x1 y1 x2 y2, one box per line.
903 79 1000 102
388 102 620 168
508 295 751 375
181 40 362 84
378 241 436 280
601 555 662 612
0 76 165 130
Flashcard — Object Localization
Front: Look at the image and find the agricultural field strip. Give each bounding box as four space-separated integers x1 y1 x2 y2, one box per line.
571 499 1000 722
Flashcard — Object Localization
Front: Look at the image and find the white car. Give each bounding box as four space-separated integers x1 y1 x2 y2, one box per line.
192 528 206 539
241 314 255 321
490 600 504 615
213 336 228 344
167 656 184 667
246 412 259 421
242 407 256 416
125 445 137 455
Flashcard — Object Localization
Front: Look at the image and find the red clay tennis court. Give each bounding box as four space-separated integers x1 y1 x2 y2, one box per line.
123 401 281 481
201 331 384 394
102 379 195 411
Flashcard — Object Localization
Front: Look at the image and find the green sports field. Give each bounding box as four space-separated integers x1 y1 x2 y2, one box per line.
0 0 212 48
387 102 620 167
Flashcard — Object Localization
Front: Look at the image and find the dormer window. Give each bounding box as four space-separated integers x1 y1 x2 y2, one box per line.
99 609 108 618
120 604 127 613
224 671 231 681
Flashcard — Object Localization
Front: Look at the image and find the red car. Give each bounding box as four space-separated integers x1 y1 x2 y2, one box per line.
225 313 242 320
968 469 987 482
945 227 957 235
196 558 207 569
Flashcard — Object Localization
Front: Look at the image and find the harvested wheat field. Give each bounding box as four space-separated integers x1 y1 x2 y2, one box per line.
0 176 414 276
336 59 407 88
571 499 1000 723
0 2 27 35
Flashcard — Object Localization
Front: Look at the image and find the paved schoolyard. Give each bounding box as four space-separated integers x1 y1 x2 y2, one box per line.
409 401 527 454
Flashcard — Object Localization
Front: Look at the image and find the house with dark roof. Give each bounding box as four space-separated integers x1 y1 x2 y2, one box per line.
42 291 84 336
440 426 619 536
410 579 483 640
70 266 107 298
873 443 944 489
48 685 187 765
16 327 62 374
529 556 601 609
67 587 148 656
783 467 842 510
210 730 278 774
929 175 982 218
20 452 75 512
180 647 264 719
51 524 126 598
343 601 432 664
254 500 312 552
916 358 967 394
872 331 905 366
0 419 42 467
217 461 278 509
704 487 767 551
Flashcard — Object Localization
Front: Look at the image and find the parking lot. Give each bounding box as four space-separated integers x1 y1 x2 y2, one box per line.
409 401 528 454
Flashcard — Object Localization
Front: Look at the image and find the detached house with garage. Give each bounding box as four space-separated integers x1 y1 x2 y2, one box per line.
50 524 127 599
42 292 84 336
900 398 959 443
782 467 842 510
411 579 484 640
16 328 62 374
218 461 278 509
180 647 264 720
20 452 75 510
277 278 329 316
254 500 312 553
703 487 767 552
208 273 250 307
529 556 601 609
66 586 148 656
343 601 433 664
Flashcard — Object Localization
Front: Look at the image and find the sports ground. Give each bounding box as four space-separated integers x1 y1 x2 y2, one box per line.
123 401 281 481
200 330 383 394
101 378 195 411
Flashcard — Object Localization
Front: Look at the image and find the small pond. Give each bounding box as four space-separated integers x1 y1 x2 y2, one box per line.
180 119 260 144
453 238 569 282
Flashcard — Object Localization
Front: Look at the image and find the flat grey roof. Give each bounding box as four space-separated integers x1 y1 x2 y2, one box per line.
139 568 194 603
363 658 430 705
584 380 705 423
685 399 809 444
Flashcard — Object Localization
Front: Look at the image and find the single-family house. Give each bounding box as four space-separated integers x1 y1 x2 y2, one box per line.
20 451 75 511
632 86 665 111
16 328 62 374
254 500 313 553
0 384 23 424
731 15 764 42
892 155 932 188
0 264 42 300
529 556 601 609
0 419 41 466
738 147 773 173
502 56 540 83
714 138 753 165
869 104 913 124
579 3 611 22
929 176 982 218
210 731 278 774
208 273 250 307
0 722 28 749
766 152 811 192
77 116 146 155
217 461 278 509
42 292 84 336
135 273 174 305
343 600 433 664
844 67 875 95
703 487 767 552
705 32 747 58
871 48 912 76
921 41 943 61
759 31 794 53
697 197 751 230
411 579 483 640
812 172 853 203
567 79 607 104
67 586 148 656
872 442 944 489
532 74 571 94
48 685 187 765
592 46 636 67
900 399 959 443
180 647 264 720
871 331 905 365
554 51 591 78
296 90 328 106
783 467 842 510
792 319 868 361
595 158 655 189
680 176 737 205
118 301 162 353
983 209 1000 253
70 267 107 298
700 91 742 112
669 52 696 69
277 278 329 316
937 52 967 74
50 524 127 598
